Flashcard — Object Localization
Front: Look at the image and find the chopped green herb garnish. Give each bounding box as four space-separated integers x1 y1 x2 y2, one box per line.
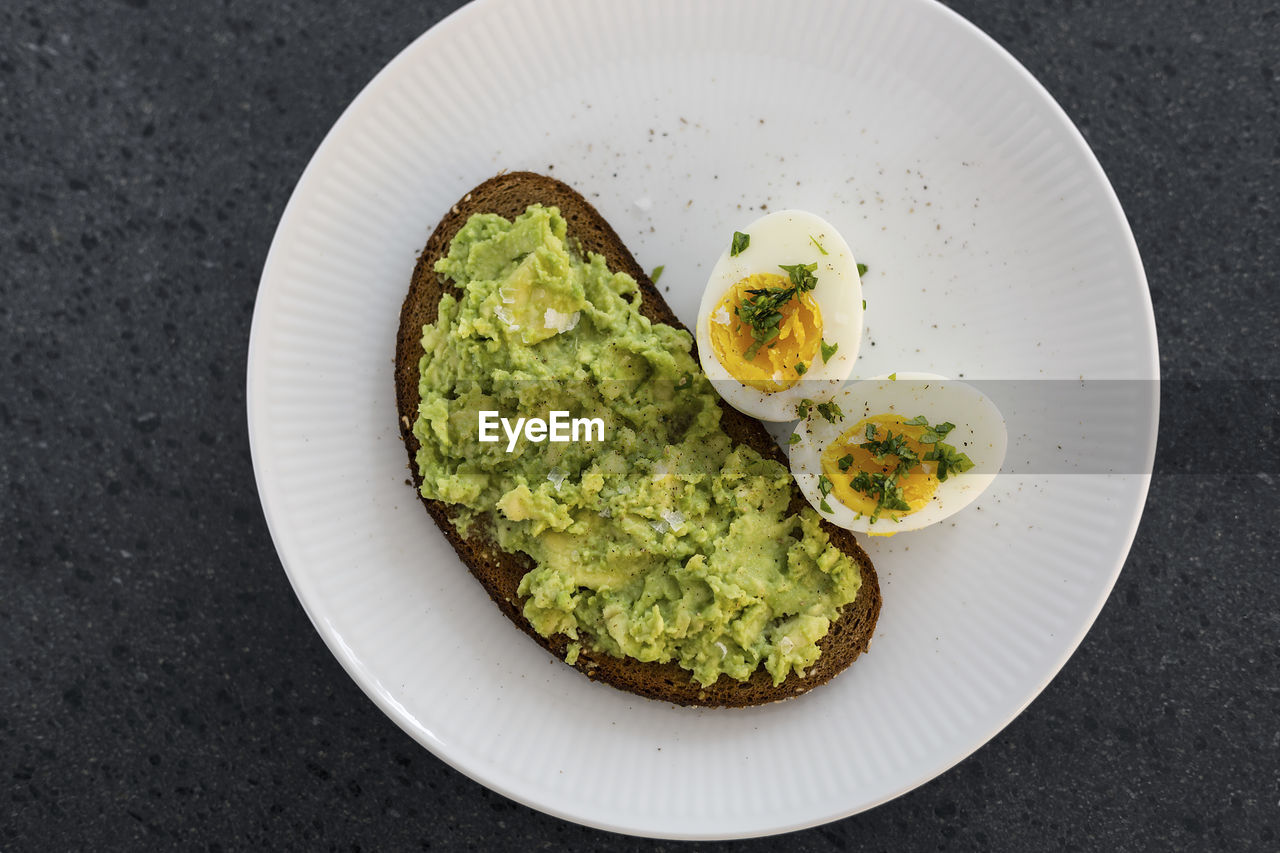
816 401 844 424
650 265 665 284
925 442 974 481
730 231 750 256
736 285 794 360
820 339 838 363
862 299 867 310
856 262 868 277
914 418 956 445
860 429 920 467
818 474 834 497
778 261 819 292
795 361 808 375
734 262 820 359
820 498 834 514
848 470 912 519
840 416 976 519
809 235 828 255
787 432 802 445
797 399 814 419
888 372 898 381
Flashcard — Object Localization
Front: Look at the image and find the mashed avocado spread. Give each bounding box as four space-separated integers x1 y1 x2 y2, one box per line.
414 205 861 686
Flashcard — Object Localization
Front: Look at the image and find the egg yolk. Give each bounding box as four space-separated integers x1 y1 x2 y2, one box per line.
820 414 940 519
708 273 823 392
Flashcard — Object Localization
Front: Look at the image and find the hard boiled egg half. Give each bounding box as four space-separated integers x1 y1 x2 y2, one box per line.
695 210 863 421
790 373 1008 535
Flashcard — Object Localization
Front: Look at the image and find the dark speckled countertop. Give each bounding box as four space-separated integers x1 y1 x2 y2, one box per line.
3 1 1277 849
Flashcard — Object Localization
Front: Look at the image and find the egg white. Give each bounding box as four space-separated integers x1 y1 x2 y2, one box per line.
695 210 863 422
789 373 1008 534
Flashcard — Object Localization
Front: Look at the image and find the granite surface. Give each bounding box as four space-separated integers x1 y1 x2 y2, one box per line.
3 0 1277 849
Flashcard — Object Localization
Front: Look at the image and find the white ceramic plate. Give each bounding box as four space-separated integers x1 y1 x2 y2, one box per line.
248 0 1157 839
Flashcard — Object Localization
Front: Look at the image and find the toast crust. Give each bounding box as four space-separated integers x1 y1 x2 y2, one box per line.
395 172 881 707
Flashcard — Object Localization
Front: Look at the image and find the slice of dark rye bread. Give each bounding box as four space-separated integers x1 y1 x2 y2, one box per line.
395 172 881 707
